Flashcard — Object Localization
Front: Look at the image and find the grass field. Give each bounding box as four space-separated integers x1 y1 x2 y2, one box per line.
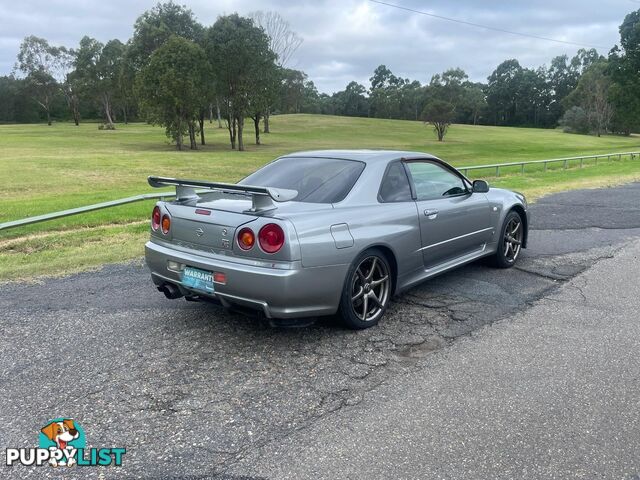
1 114 640 281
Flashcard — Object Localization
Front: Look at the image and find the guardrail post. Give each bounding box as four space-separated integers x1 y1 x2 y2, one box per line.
619 153 622 161
580 157 583 168
563 159 568 169
544 162 548 172
521 163 525 174
495 166 500 177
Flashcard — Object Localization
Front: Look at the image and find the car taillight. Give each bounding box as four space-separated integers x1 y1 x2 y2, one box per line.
152 206 161 231
161 214 171 235
259 223 285 254
237 227 255 250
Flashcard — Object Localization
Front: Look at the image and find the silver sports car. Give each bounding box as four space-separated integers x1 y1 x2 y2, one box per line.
145 150 528 329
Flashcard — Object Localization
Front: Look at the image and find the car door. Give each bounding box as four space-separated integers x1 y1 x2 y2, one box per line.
404 160 493 269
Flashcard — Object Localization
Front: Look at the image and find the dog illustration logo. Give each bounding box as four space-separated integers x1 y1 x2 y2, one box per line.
39 418 85 467
5 417 125 468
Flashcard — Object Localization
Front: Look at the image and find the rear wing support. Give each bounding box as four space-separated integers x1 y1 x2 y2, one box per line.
148 176 298 212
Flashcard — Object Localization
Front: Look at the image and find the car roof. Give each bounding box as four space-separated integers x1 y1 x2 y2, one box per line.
280 149 439 164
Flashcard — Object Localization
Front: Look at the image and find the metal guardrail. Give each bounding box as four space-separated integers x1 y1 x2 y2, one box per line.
0 192 176 232
459 151 639 177
1 151 638 232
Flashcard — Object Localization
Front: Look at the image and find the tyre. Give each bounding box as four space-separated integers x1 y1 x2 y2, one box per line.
338 248 392 329
490 210 524 268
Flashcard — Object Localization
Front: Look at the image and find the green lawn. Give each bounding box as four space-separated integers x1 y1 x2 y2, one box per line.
1 114 640 281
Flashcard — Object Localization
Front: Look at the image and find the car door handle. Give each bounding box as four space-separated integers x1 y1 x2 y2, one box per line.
424 209 439 218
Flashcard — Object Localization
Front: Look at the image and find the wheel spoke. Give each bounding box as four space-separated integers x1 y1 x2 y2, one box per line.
506 242 513 256
370 275 388 287
511 222 520 235
356 268 366 283
369 291 382 308
362 294 369 319
352 287 364 301
367 258 377 280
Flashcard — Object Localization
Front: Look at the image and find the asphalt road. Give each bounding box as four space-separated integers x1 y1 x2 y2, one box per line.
229 236 640 480
1 182 639 479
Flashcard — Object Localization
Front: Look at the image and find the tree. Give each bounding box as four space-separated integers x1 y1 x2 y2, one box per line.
486 59 523 126
333 82 369 117
399 80 425 120
74 37 126 129
15 36 64 125
460 83 486 125
369 65 407 119
421 99 455 141
429 68 467 106
249 11 302 132
279 69 307 113
128 1 204 69
206 14 277 151
136 36 210 150
0 76 41 122
564 61 613 136
250 11 302 67
608 9 640 135
55 47 82 126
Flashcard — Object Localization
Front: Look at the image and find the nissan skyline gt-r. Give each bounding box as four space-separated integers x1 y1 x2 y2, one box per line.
145 150 529 329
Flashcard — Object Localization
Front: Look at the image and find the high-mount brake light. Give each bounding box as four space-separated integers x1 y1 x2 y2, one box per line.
259 223 285 254
152 206 161 231
161 214 171 235
237 227 255 250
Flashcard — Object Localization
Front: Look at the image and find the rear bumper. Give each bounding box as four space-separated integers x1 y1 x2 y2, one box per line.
145 240 348 319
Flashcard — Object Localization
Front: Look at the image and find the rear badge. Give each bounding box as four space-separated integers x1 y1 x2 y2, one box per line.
195 228 204 237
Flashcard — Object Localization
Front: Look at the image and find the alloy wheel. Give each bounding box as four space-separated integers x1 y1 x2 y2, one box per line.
350 256 390 322
503 216 523 263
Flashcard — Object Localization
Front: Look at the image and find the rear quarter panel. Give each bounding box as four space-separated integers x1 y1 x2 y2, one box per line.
287 201 423 280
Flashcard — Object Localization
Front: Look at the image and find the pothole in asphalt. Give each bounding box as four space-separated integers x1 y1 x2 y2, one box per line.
395 335 448 360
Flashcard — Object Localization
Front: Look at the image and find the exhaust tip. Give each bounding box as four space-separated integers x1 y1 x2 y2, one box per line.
158 283 184 300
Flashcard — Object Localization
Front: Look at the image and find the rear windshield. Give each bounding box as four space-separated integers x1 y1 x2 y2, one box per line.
239 157 365 203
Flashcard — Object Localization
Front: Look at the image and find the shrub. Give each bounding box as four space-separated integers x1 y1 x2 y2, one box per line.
559 106 590 134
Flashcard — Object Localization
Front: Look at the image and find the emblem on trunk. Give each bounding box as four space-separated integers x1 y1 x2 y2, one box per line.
195 228 204 237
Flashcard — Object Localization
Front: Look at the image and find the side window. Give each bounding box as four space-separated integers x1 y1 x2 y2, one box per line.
379 162 412 202
406 161 468 201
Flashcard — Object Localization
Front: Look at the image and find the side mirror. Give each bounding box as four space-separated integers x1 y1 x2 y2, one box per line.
472 179 490 193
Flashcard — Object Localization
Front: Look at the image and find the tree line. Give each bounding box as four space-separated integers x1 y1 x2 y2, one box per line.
1 3 302 150
1 4 639 146
264 10 640 140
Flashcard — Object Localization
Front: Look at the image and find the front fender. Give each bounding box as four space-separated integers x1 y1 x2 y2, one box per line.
486 188 530 248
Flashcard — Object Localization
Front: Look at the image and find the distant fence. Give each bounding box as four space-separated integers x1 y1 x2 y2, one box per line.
458 151 639 177
1 151 638 232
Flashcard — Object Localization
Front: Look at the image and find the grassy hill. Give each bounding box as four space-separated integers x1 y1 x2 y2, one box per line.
1 114 640 280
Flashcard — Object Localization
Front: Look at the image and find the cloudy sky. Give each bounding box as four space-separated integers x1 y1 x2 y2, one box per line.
0 0 636 93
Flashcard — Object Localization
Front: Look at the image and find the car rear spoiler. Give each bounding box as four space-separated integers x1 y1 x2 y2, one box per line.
148 176 298 212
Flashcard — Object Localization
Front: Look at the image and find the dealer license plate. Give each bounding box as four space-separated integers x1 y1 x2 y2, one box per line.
182 266 214 293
